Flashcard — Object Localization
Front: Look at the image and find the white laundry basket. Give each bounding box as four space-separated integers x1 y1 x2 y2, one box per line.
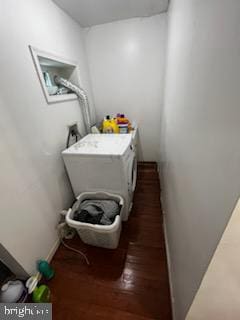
66 191 124 249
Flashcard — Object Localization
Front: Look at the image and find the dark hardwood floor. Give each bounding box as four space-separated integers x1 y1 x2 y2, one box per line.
49 162 172 319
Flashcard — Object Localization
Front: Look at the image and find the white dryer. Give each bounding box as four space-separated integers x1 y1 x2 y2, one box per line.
62 134 137 221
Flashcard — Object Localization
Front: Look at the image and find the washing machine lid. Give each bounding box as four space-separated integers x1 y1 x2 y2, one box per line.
62 134 132 156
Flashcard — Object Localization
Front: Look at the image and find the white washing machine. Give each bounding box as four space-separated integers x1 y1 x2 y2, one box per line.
62 133 137 221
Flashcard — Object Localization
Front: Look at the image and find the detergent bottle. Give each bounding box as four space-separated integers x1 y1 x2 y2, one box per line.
102 115 119 133
116 114 130 133
26 276 51 303
116 114 129 125
37 260 55 280
111 118 120 133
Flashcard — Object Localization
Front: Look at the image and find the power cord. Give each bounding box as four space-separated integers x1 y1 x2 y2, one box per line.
57 222 90 265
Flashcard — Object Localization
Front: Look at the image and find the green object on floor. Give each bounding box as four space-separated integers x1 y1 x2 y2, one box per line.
32 285 51 303
37 260 55 280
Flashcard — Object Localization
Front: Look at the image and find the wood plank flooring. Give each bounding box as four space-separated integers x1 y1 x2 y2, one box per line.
48 162 172 319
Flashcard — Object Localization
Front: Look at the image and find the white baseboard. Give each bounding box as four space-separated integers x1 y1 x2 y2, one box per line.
46 238 61 262
158 166 176 320
163 213 176 320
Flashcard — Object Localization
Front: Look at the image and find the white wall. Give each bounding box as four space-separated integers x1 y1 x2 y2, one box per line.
0 0 94 274
161 0 240 319
84 14 167 161
186 198 240 319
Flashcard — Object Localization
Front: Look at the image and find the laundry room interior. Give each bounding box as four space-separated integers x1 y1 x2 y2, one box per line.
1 0 240 319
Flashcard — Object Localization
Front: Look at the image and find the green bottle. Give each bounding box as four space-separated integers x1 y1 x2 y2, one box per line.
37 260 55 280
26 276 51 303
32 285 51 303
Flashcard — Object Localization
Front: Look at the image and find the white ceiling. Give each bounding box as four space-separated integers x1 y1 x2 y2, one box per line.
53 0 169 27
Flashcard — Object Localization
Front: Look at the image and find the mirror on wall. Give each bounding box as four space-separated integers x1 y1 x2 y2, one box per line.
29 46 80 104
